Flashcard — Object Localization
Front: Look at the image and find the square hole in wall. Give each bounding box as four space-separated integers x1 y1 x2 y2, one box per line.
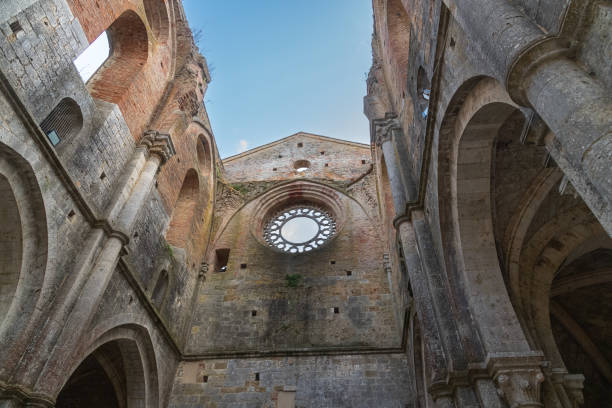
202 375 208 383
215 248 230 272
67 209 75 219
278 154 283 158
297 142 303 147
320 151 325 155
324 163 329 167
240 263 247 269
9 21 23 34
333 307 339 314
361 159 366 164
330 260 336 265
255 372 260 381
251 310 257 317
273 168 277 171
346 270 352 276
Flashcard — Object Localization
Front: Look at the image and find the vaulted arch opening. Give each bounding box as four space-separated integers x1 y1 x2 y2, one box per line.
39 97 83 146
385 0 410 100
57 339 148 408
166 169 199 248
143 0 170 43
87 10 148 104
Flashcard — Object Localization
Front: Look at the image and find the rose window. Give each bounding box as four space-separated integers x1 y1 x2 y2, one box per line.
264 206 337 253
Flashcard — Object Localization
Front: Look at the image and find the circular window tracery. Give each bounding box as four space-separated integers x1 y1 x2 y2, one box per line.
264 206 336 253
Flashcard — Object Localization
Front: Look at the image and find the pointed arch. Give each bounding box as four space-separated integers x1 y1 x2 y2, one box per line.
166 169 199 248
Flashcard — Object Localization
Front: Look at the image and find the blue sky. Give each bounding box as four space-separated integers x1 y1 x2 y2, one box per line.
182 1 374 157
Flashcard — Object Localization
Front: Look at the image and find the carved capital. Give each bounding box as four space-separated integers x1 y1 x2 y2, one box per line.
140 130 176 164
372 112 400 146
199 262 209 280
506 36 572 107
487 353 545 408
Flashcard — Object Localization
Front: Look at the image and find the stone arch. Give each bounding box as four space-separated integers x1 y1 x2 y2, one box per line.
143 0 170 43
88 10 149 104
57 323 160 408
436 77 531 354
0 142 48 359
39 97 83 146
166 169 199 248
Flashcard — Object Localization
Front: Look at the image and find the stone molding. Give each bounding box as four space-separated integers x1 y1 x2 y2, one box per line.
0 381 54 408
506 36 573 107
486 352 546 408
140 130 176 164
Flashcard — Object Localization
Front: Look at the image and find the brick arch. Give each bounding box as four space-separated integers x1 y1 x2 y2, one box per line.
166 169 199 248
143 0 169 43
196 134 212 177
88 10 148 105
436 77 530 356
385 0 410 99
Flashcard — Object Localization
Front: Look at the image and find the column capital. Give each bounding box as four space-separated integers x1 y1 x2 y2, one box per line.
140 130 176 164
372 112 400 146
506 36 572 107
486 352 545 408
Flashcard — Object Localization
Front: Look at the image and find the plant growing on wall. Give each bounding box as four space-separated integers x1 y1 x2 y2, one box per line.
285 273 302 288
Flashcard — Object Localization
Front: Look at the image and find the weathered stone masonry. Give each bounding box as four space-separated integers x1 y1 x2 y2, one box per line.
0 0 611 407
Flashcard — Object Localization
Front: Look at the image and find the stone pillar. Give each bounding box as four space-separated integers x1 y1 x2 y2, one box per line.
9 131 175 399
374 113 407 216
445 0 612 233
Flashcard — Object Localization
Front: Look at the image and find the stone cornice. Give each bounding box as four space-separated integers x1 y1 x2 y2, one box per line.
140 130 176 164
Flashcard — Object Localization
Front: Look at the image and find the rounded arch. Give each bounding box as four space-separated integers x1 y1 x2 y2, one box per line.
0 142 48 357
151 269 169 308
143 0 170 43
436 77 530 354
166 169 199 248
57 322 160 408
88 10 148 104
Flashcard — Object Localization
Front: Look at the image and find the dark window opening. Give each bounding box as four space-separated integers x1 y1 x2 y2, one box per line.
215 248 230 272
333 307 339 314
273 168 277 171
297 142 303 147
240 263 247 269
255 373 260 381
320 151 325 155
202 375 208 383
330 260 336 265
40 98 83 146
361 159 366 164
9 21 23 34
346 270 352 276
251 310 257 317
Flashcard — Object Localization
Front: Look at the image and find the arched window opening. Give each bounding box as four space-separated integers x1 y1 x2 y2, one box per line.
88 10 148 104
293 160 310 173
151 269 169 308
386 0 410 97
166 169 199 248
73 31 110 83
39 98 83 146
417 67 431 119
0 174 22 321
196 135 211 176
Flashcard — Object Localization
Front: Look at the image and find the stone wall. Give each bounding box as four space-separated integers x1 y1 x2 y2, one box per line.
170 354 412 408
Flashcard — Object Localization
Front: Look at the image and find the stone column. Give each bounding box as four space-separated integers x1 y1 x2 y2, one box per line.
374 113 407 216
10 131 175 399
445 0 612 233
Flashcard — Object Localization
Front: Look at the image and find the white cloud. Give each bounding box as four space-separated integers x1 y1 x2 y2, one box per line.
238 139 249 153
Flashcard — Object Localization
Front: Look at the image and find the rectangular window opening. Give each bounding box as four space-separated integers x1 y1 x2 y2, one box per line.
255 372 260 381
9 21 23 34
251 310 257 317
297 142 303 147
346 270 352 276
215 248 230 272
333 307 339 314
361 159 366 164
240 263 247 269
